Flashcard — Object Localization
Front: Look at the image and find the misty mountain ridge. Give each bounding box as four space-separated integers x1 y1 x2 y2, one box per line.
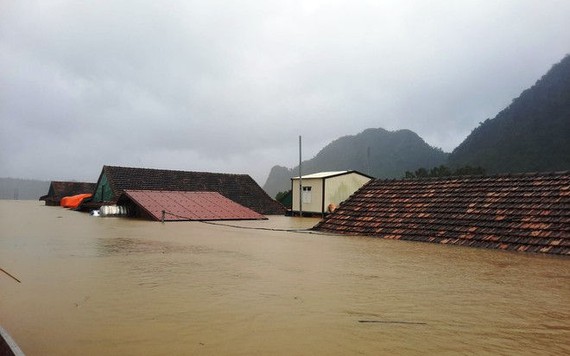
448 54 570 173
263 128 449 197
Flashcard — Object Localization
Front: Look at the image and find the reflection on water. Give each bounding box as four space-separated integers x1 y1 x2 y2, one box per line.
1 201 569 355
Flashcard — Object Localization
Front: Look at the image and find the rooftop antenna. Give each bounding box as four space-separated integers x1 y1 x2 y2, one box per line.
299 135 303 217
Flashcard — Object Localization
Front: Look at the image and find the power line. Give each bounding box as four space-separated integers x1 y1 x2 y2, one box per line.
161 210 312 233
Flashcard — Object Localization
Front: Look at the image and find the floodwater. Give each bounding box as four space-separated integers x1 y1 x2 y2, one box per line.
1 201 569 355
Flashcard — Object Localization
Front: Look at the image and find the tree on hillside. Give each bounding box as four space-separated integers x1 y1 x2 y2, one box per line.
275 191 290 201
404 165 485 179
448 54 570 174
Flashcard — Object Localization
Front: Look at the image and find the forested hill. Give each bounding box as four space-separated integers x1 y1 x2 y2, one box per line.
448 55 570 173
263 128 448 197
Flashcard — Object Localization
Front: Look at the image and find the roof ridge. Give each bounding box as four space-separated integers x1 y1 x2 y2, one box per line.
395 170 570 182
103 165 251 177
51 180 95 184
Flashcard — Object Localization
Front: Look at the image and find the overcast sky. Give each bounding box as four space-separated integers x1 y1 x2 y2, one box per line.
1 1 569 185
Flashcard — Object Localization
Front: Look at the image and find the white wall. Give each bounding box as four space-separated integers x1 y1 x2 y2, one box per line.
291 178 323 214
324 173 371 210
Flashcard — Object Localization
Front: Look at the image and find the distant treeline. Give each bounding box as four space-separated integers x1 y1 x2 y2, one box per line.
0 178 50 200
404 165 485 179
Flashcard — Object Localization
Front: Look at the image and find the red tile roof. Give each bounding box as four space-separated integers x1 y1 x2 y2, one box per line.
118 190 267 221
313 172 570 255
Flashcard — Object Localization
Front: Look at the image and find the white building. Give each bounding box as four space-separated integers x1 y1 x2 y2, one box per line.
291 171 373 216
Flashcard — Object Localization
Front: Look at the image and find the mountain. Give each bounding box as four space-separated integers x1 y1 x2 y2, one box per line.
0 178 50 200
263 128 449 197
448 55 570 173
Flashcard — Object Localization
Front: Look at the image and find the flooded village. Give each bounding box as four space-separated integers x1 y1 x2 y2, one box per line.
1 165 569 355
2 3 570 354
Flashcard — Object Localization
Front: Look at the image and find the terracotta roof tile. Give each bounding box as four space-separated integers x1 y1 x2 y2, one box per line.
314 171 570 255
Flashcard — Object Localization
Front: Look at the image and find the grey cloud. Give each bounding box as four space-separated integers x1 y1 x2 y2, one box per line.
1 0 569 184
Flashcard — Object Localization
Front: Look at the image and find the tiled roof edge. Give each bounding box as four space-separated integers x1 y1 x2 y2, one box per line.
391 170 570 183
103 165 252 177
50 180 96 185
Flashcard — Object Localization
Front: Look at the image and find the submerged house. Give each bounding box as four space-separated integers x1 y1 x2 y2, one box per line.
291 171 373 216
40 181 96 206
116 190 267 221
314 171 570 255
0 324 24 356
82 165 285 215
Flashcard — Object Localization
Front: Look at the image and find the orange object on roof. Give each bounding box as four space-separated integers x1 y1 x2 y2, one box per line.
60 193 92 209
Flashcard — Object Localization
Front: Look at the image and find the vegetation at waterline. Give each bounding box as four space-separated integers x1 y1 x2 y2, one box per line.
275 191 290 201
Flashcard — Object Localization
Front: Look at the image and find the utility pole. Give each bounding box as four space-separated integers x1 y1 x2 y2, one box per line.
299 135 303 217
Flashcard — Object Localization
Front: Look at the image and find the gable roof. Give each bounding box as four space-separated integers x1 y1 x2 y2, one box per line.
91 165 285 215
40 181 96 205
117 190 267 221
313 172 570 255
292 170 373 180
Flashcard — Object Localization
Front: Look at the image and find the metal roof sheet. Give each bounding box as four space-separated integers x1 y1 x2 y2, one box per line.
291 170 374 180
121 190 267 221
292 171 348 179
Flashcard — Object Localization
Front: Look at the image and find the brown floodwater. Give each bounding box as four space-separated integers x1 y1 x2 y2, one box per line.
1 201 569 355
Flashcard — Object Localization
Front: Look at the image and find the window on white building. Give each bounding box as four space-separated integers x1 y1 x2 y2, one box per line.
302 186 312 204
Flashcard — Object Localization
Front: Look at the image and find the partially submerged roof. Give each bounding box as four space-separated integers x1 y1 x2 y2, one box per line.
292 170 373 179
40 181 96 206
89 165 285 215
314 171 570 255
0 324 24 356
118 190 267 221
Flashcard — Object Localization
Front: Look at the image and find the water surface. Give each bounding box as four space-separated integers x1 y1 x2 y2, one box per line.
1 201 568 355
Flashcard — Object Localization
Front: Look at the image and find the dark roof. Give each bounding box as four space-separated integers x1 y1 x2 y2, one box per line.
314 172 570 255
40 181 96 205
118 190 267 221
94 165 285 215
